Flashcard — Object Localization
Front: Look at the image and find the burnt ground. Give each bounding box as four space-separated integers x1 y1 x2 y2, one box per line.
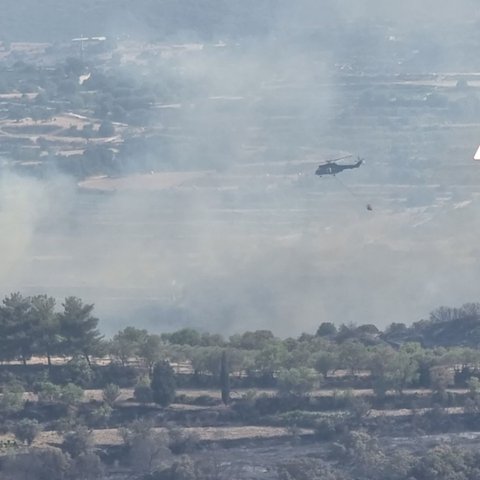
190 430 480 480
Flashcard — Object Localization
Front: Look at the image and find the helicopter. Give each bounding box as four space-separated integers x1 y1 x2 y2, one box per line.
315 155 364 176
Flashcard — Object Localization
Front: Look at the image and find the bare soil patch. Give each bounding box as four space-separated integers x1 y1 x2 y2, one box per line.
78 171 212 192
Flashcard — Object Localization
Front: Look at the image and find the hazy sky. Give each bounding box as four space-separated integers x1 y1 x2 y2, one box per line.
1 0 480 337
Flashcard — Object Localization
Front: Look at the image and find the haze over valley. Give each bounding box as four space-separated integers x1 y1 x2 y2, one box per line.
1 0 480 335
6 3 480 480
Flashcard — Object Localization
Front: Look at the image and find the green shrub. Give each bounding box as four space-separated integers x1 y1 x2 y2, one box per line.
0 382 25 416
37 381 62 403
134 384 153 404
102 383 120 406
13 418 41 445
151 361 176 407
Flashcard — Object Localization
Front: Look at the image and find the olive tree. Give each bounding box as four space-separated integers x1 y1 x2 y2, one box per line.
277 367 319 397
13 418 41 445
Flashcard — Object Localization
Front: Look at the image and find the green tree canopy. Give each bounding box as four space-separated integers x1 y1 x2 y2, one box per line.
13 418 41 446
277 367 319 397
138 334 164 373
109 326 149 365
58 297 103 365
151 361 176 407
163 328 201 346
31 294 62 366
0 292 37 364
316 322 337 337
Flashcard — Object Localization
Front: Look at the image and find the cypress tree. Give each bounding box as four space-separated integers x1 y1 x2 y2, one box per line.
220 350 230 405
151 361 176 407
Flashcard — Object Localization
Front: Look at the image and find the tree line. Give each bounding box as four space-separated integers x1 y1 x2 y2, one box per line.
2 292 480 479
3 292 480 397
0 293 103 366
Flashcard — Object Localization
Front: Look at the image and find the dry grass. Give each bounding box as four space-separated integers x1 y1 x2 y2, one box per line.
0 425 308 448
13 386 471 404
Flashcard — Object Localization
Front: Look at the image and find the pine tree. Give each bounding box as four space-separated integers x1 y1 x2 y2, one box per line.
58 297 104 366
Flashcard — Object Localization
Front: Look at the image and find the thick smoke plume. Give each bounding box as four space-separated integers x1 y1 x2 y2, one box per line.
1 0 480 336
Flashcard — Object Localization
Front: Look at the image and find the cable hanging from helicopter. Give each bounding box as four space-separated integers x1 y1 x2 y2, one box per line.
315 154 373 211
